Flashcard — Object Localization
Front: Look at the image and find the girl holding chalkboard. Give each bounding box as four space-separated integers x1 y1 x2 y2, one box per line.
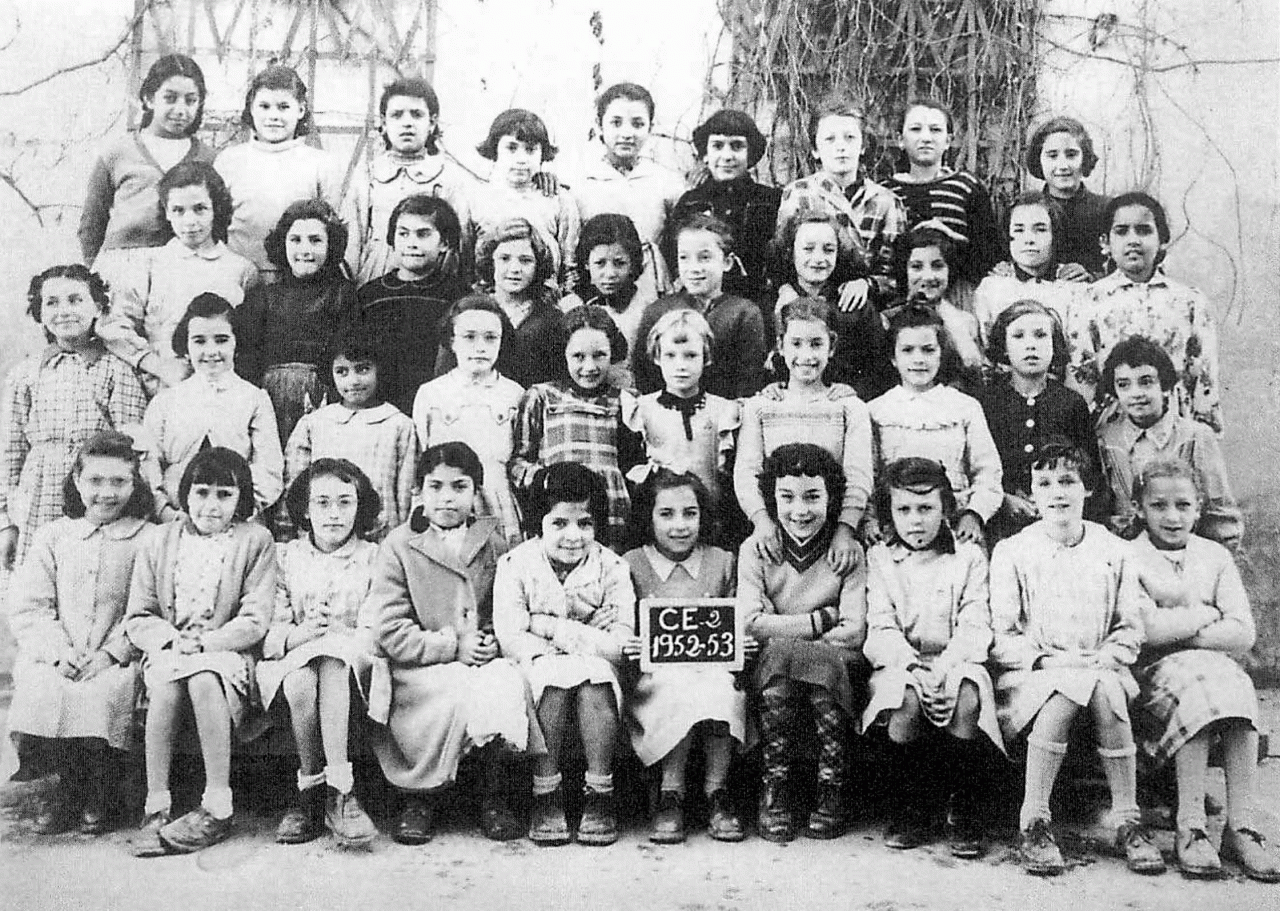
623 469 747 844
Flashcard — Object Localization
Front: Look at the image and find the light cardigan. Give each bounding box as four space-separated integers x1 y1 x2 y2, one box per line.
863 540 991 670
125 519 276 656
141 372 284 517
735 382 872 529
867 384 1003 523
492 538 635 665
215 137 343 274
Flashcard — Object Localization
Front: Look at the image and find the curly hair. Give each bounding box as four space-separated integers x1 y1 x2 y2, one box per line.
758 442 845 527
1029 437 1096 491
477 109 557 162
378 77 440 154
1025 115 1099 181
26 265 110 334
631 468 712 547
770 210 851 290
1101 335 1179 397
524 462 609 538
264 198 349 280
475 217 555 291
286 457 381 538
178 446 255 521
240 65 313 136
62 430 154 521
872 457 957 551
139 54 206 134
985 298 1069 378
157 161 234 244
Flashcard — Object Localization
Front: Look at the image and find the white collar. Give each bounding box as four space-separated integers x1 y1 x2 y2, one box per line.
644 544 703 581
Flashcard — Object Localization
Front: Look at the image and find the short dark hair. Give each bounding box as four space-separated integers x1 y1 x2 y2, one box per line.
873 457 957 550
172 293 235 357
475 217 555 290
904 225 960 284
240 65 313 136
62 430 154 521
560 303 628 375
477 109 557 162
631 468 712 546
525 462 609 538
758 442 845 527
985 298 1069 377
1025 116 1099 180
574 213 645 291
441 294 512 362
1029 437 1095 490
1104 191 1171 245
286 457 381 538
178 446 256 521
265 198 349 280
139 54 206 134
1102 335 1178 395
691 109 766 168
595 82 655 122
26 265 110 338
378 77 441 153
886 304 963 387
326 330 386 378
386 193 461 251
418 440 485 489
157 161 233 244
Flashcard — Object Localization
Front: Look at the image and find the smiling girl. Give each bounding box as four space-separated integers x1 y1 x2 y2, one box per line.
140 293 283 522
1026 116 1109 277
1 266 146 569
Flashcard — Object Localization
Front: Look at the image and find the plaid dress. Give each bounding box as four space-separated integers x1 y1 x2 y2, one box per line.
1 343 147 563
1130 532 1259 765
509 382 631 547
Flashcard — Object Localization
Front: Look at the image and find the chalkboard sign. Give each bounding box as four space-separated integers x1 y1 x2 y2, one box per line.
638 598 743 672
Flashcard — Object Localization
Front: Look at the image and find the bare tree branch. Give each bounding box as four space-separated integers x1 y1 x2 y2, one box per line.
0 3 148 98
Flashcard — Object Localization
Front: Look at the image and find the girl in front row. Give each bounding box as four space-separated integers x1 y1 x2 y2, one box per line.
990 440 1163 878
1128 460 1280 881
369 442 541 845
862 457 1003 858
866 305 1002 546
126 447 275 857
258 460 381 849
140 293 283 522
494 463 640 847
6 432 152 835
624 469 746 844
739 443 867 844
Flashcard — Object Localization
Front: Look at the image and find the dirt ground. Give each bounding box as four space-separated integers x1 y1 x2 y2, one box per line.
3 692 1280 911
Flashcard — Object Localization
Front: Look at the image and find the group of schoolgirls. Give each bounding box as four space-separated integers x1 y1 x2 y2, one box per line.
0 53 1274 884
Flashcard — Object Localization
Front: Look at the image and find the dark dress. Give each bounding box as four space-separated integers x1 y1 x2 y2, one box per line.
354 270 469 416
234 278 359 443
1049 186 1110 277
633 290 769 401
433 294 566 391
663 175 783 304
885 170 1002 287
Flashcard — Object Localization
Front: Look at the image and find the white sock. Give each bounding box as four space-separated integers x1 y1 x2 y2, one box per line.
532 773 562 796
326 762 354 795
144 790 172 816
202 786 234 820
297 769 326 792
583 771 614 794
